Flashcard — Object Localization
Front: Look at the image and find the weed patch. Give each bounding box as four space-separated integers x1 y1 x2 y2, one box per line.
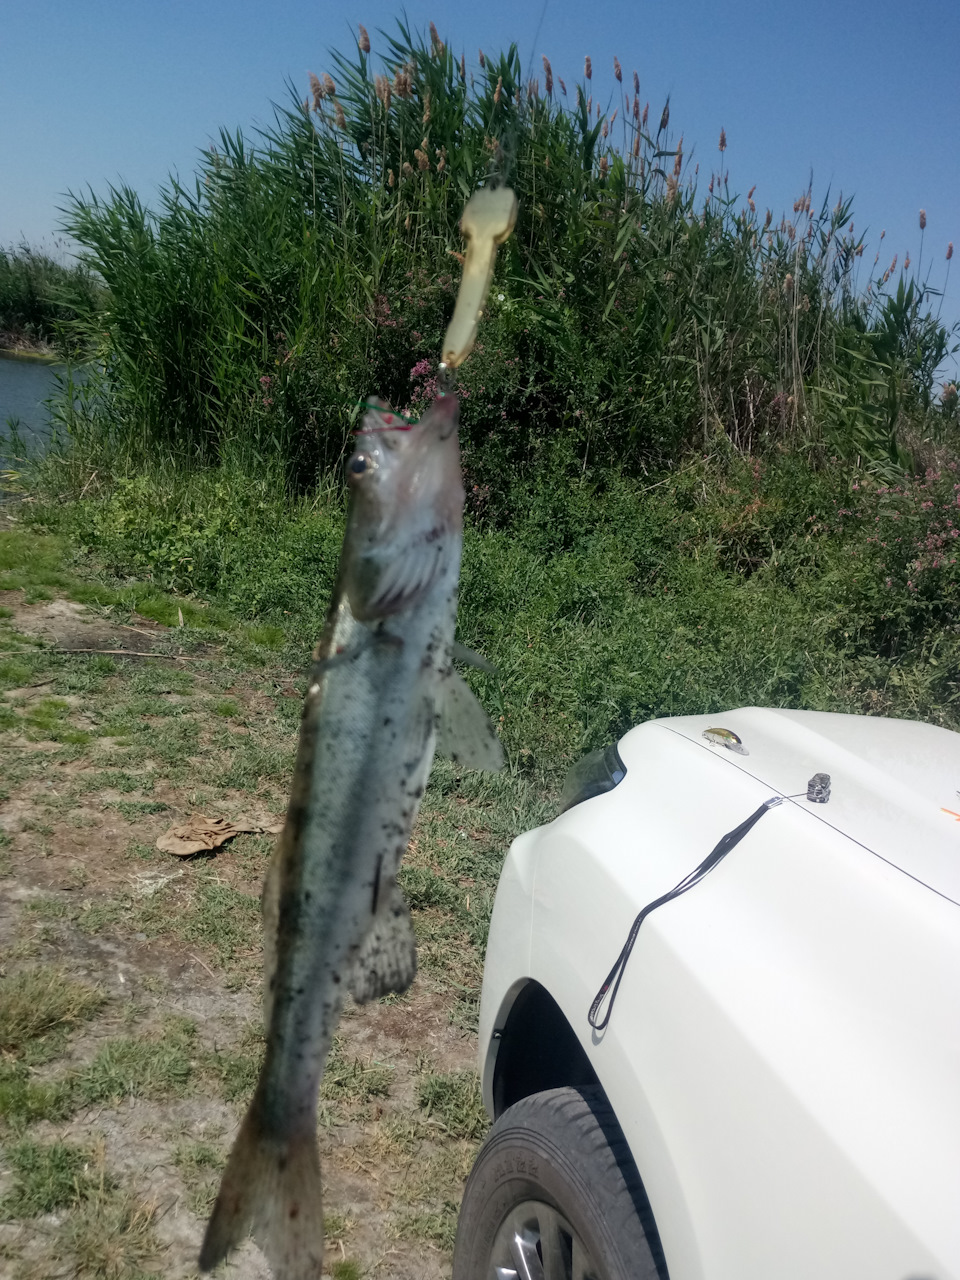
56 1178 161 1279
2 1138 98 1217
393 1201 460 1251
0 966 104 1056
74 1022 198 1107
417 1070 487 1141
173 1139 224 1217
321 1038 393 1107
0 1061 74 1131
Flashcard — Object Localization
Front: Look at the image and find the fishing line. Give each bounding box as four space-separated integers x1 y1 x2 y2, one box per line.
587 787 815 1032
528 0 550 85
476 0 549 194
352 400 418 432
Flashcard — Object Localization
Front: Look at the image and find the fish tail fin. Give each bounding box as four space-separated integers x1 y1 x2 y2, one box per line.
199 1097 324 1279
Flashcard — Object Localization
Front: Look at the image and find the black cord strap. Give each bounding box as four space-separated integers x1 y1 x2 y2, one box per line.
588 796 784 1031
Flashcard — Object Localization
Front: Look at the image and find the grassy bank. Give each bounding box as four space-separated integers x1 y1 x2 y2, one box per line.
23 441 960 775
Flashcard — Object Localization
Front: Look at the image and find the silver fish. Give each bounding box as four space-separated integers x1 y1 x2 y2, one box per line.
199 392 503 1279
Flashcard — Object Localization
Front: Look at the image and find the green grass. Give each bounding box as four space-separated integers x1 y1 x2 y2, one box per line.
393 1201 460 1250
416 1070 487 1141
1 1138 98 1217
73 1021 198 1108
172 1139 224 1216
0 657 32 687
55 1179 160 1279
0 1061 75 1130
0 967 104 1056
206 1028 264 1103
0 527 248 646
329 1262 363 1280
321 1038 394 1106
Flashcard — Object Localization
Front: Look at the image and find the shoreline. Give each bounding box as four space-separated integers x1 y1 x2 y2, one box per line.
0 332 59 363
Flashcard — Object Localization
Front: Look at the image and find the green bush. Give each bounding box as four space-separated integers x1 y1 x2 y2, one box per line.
38 442 960 771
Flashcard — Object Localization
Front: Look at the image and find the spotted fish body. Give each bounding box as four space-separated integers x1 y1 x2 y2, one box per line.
199 393 503 1279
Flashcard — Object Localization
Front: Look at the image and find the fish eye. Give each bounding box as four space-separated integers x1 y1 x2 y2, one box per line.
349 454 369 475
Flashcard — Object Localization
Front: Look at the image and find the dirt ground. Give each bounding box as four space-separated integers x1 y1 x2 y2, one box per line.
0 557 513 1279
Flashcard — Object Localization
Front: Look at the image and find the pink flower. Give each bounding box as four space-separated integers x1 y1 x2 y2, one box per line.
259 375 272 386
410 359 432 380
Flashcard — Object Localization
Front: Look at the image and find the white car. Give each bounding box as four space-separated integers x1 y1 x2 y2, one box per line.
452 708 960 1280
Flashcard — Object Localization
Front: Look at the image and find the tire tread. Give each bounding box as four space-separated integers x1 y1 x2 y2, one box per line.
453 1085 666 1280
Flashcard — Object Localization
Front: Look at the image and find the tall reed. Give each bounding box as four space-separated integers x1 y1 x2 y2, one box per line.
58 20 956 493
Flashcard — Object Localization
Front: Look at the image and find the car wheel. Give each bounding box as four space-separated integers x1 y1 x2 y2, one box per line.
453 1085 664 1280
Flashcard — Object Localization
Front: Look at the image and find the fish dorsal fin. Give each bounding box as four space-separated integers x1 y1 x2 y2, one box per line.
347 880 417 1004
436 669 505 771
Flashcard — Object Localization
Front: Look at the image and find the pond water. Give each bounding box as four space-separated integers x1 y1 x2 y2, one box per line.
0 352 86 467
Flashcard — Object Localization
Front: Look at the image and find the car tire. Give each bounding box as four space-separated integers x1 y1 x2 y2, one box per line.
452 1085 665 1280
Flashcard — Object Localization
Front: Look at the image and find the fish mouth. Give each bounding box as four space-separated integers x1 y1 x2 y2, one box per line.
354 394 459 441
353 403 415 434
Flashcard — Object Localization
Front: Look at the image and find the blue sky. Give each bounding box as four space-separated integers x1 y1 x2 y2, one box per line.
3 0 958 368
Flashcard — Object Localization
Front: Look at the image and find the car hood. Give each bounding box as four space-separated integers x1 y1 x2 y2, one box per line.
634 708 960 908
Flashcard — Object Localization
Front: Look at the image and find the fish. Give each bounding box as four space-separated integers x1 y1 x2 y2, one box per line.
199 391 504 1279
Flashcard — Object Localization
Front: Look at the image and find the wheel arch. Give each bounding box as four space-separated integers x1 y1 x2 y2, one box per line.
483 980 673 1278
488 978 600 1119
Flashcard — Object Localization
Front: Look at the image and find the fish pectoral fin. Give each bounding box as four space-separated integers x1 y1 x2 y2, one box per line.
364 533 449 618
436 669 505 771
452 640 497 674
347 880 417 1004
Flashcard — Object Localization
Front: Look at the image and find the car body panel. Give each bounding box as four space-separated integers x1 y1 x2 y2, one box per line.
478 710 960 1280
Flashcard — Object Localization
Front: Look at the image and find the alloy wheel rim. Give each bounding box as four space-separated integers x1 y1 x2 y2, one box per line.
488 1198 600 1280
